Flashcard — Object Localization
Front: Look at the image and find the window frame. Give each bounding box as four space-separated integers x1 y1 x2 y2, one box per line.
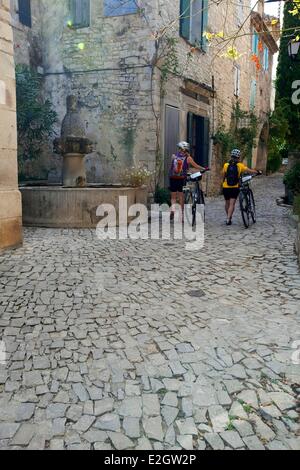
180 0 209 52
103 0 138 18
70 0 91 29
18 0 32 28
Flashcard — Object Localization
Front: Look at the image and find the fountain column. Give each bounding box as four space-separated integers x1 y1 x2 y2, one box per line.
54 95 91 188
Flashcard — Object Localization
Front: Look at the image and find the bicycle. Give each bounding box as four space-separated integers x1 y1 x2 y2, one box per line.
183 168 210 227
239 173 261 229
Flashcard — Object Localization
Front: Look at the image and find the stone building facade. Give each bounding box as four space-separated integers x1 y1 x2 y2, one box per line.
10 0 278 193
0 0 22 250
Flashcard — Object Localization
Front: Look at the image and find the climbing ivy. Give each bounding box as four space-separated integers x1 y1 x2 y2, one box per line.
213 102 258 164
16 65 57 179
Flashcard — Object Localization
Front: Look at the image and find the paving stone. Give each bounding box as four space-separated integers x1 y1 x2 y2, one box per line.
161 406 179 426
220 431 244 449
95 414 121 432
197 439 206 450
227 365 247 379
249 414 276 442
16 403 35 422
217 390 232 406
267 440 290 450
23 371 44 387
0 423 20 439
204 432 225 450
107 432 134 450
165 426 176 446
72 383 89 402
46 404 68 420
94 399 114 417
161 392 178 408
177 435 193 450
94 442 113 450
229 401 248 420
208 406 229 433
118 397 142 418
11 424 36 446
142 394 160 416
83 429 107 443
175 418 198 435
135 437 153 450
73 415 96 433
123 417 140 438
232 420 254 437
243 435 265 450
50 439 64 450
260 405 282 420
237 390 258 409
52 418 66 436
268 392 296 411
143 416 164 441
181 398 193 417
66 405 83 422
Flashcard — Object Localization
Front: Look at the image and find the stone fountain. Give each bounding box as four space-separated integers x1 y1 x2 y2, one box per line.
54 95 90 188
20 95 147 228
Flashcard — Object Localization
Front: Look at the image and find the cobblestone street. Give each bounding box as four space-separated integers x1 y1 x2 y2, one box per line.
0 174 299 450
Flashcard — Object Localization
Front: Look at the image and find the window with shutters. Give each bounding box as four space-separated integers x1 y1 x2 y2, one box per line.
252 31 259 54
70 0 90 28
263 46 269 71
234 65 241 97
18 0 32 28
180 0 209 51
104 0 138 17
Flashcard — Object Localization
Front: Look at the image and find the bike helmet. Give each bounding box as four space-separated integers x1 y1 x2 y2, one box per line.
231 148 241 159
177 141 190 151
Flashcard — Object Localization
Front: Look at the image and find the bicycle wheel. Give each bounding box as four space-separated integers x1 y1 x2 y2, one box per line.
198 190 205 222
239 190 250 228
249 189 256 224
184 190 196 226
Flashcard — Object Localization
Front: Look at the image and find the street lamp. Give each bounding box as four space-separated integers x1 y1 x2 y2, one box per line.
288 39 300 61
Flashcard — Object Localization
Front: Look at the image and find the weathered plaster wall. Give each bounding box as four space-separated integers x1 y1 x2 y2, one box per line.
0 0 22 249
10 0 276 189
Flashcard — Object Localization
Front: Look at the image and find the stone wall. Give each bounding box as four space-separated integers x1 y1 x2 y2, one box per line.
10 0 277 191
0 0 22 249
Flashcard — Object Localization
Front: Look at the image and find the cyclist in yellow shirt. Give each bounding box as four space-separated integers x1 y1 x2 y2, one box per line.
223 149 261 226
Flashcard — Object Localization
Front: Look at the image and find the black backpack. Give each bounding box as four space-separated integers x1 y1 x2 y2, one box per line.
226 161 239 186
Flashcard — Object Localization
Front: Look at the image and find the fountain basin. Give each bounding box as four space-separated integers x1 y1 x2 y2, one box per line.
20 185 148 228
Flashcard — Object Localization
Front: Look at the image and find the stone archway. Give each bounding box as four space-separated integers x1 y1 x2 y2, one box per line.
0 0 22 249
255 121 269 171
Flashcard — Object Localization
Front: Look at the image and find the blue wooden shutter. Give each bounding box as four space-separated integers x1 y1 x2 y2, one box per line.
19 0 32 28
252 31 258 54
71 0 90 28
201 0 209 51
180 0 191 41
264 46 269 71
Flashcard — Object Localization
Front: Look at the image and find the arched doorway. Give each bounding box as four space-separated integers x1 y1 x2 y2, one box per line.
256 122 269 171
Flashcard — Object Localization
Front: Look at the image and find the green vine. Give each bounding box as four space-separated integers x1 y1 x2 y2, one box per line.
213 101 258 164
160 36 180 98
